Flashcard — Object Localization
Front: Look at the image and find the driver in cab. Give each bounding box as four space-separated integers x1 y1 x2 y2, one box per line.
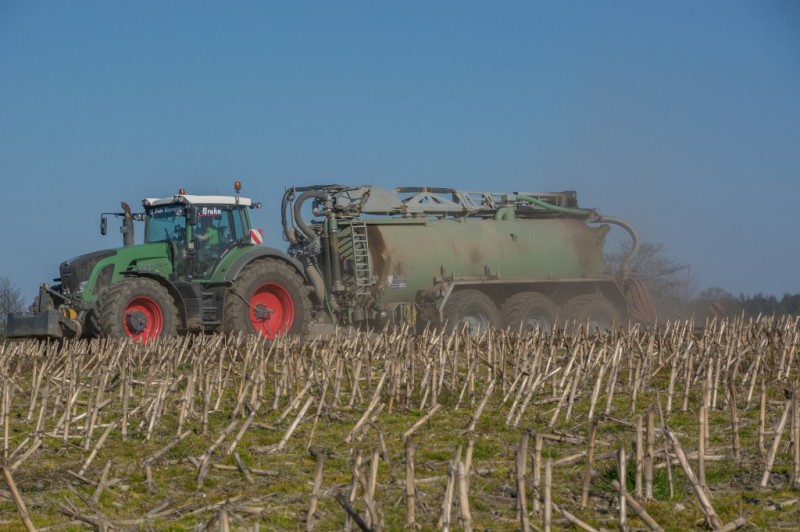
196 216 219 247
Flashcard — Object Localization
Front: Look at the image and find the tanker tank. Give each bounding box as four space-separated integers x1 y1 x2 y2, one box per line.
358 217 610 305
282 185 656 332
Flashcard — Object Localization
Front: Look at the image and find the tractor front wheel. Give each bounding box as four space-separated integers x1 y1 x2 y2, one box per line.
97 278 178 342
223 259 311 338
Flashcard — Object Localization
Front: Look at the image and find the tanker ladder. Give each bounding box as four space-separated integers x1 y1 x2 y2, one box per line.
346 219 373 296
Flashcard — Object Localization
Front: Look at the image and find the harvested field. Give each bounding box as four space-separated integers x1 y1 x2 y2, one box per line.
0 316 799 530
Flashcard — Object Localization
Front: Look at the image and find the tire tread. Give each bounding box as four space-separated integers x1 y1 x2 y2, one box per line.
96 277 178 339
223 259 311 337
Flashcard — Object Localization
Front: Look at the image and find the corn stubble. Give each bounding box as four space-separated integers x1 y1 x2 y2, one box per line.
0 315 798 529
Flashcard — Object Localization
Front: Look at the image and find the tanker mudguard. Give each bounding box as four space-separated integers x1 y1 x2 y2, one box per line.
223 246 307 283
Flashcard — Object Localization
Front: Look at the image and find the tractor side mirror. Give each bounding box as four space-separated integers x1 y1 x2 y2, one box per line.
187 206 198 226
101 216 108 235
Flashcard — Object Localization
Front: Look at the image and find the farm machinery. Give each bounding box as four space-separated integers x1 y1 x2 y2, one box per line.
6 182 654 341
7 182 311 341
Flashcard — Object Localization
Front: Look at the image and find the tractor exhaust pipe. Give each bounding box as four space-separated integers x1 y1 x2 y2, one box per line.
121 202 135 247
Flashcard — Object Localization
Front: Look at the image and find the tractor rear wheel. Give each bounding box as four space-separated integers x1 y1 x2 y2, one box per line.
561 294 620 332
502 292 557 333
223 259 311 338
443 289 500 334
97 278 178 342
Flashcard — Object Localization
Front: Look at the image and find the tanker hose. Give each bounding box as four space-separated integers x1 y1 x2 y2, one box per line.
515 194 598 218
311 260 336 321
494 206 516 221
513 193 641 277
592 215 640 278
303 257 326 305
293 190 329 243
328 215 345 292
281 189 296 243
591 214 654 324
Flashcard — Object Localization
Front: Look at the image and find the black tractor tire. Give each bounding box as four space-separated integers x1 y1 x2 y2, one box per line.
442 289 501 334
502 292 558 333
561 294 621 332
223 259 311 338
96 277 178 341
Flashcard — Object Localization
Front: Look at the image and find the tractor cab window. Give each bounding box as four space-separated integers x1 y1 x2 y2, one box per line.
194 205 236 277
194 205 234 246
145 205 186 243
232 208 247 241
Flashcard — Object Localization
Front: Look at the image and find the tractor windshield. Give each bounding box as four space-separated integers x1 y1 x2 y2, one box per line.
145 204 186 243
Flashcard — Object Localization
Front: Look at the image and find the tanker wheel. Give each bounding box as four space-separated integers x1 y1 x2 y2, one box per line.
502 292 558 333
561 294 620 332
223 259 311 339
97 278 178 342
443 289 501 334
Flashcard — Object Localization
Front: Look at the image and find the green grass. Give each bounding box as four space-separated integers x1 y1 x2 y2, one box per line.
599 461 684 501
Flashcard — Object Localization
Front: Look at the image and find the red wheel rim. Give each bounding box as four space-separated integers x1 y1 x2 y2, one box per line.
122 296 164 342
249 283 294 339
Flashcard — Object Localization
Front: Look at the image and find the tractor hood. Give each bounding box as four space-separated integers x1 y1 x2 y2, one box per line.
58 249 117 295
58 242 173 302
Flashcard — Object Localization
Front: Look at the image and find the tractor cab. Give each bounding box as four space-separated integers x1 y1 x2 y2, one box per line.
142 185 261 279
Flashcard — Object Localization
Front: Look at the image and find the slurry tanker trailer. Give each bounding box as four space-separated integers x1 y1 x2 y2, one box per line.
6 182 654 341
282 185 654 334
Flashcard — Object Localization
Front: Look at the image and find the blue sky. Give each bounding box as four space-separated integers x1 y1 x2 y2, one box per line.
1 1 799 300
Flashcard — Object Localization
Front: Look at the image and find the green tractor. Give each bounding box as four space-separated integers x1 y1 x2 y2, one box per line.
6 182 312 341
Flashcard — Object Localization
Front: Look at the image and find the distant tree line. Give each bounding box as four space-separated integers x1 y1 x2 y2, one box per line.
0 275 25 332
692 288 800 320
607 242 800 321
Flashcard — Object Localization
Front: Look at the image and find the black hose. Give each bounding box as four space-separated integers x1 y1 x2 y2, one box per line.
281 189 295 243
282 186 334 243
293 190 329 243
303 257 326 305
